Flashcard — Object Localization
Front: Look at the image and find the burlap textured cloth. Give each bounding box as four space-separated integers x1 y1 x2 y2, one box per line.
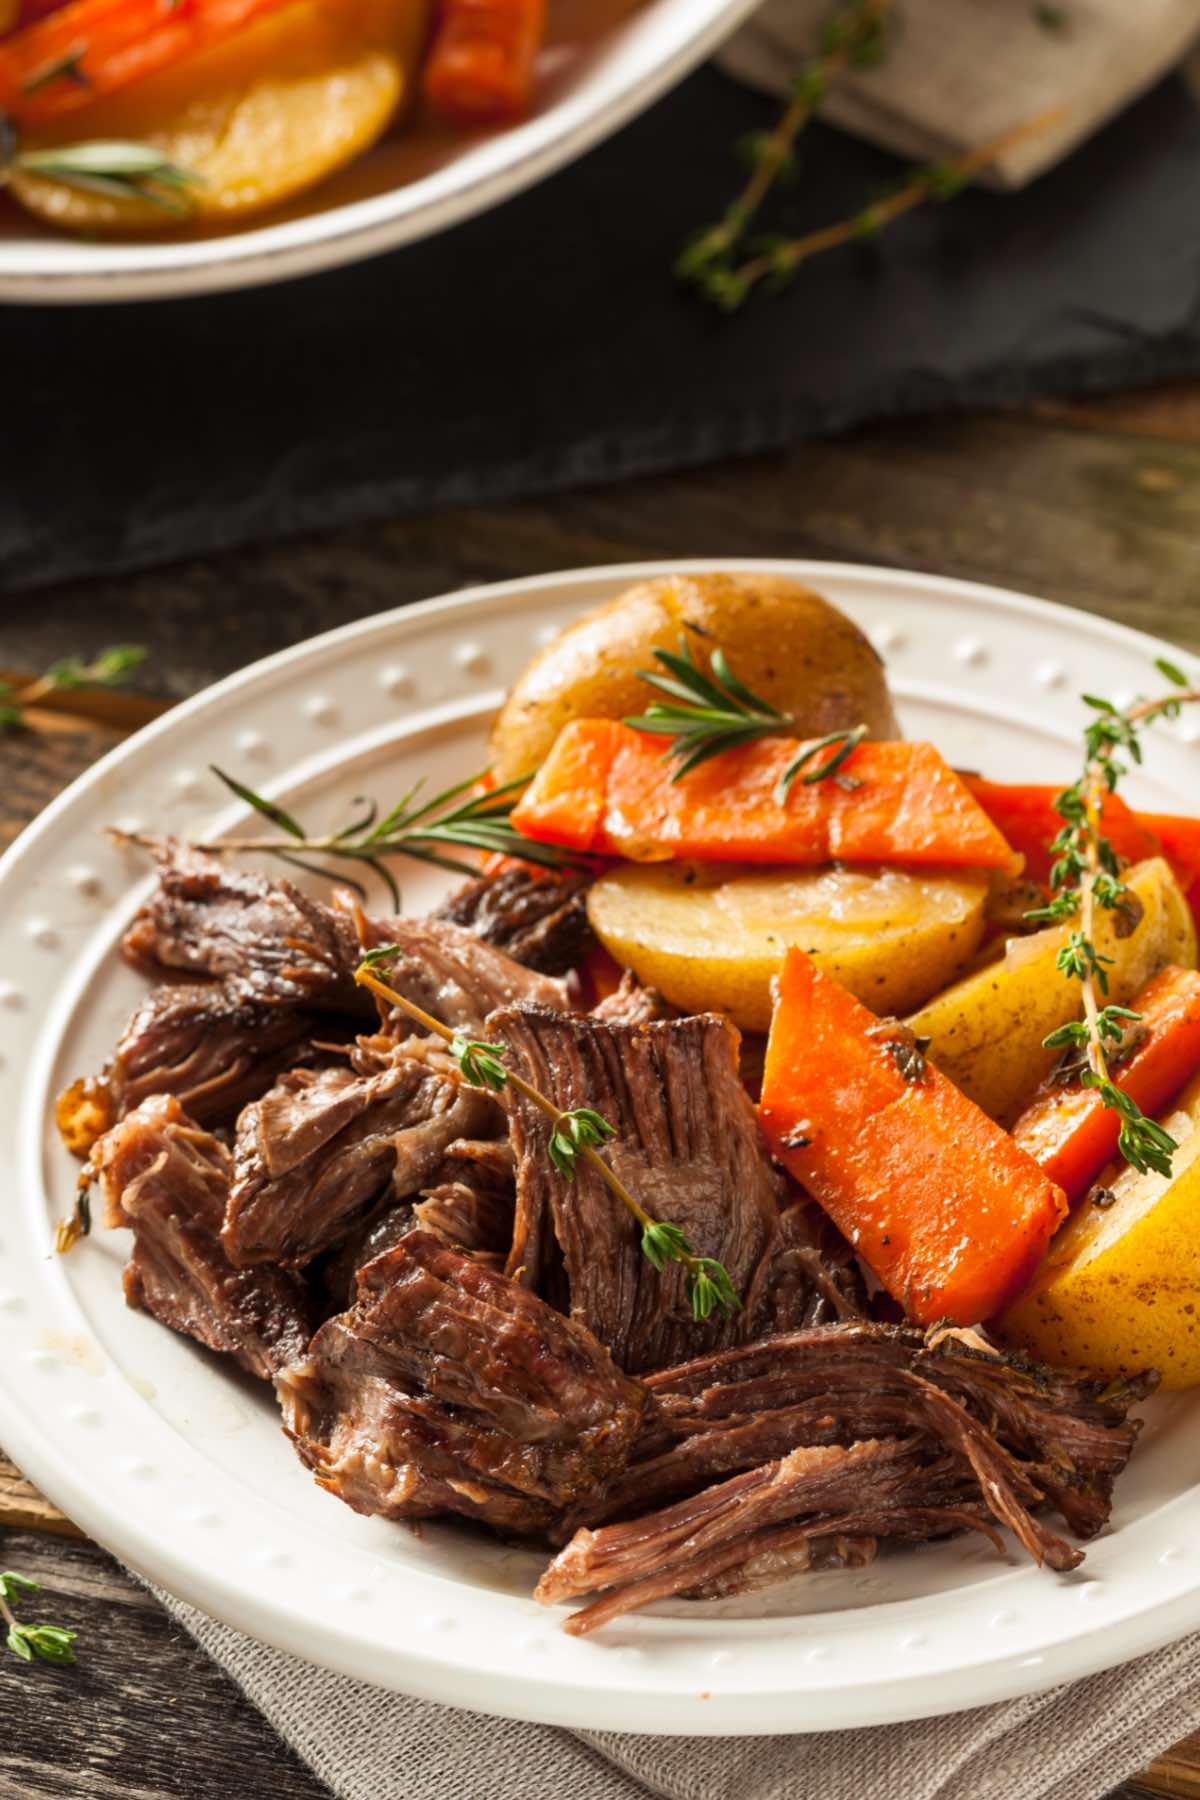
718 0 1200 187
154 1581 1200 1798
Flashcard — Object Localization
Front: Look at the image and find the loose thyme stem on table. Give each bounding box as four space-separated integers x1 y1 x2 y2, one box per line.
0 644 146 733
1035 662 1200 1178
702 109 1062 311
354 953 740 1322
676 0 894 288
0 1571 77 1666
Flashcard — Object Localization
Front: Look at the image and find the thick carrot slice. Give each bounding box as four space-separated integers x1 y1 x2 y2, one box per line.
1011 964 1200 1200
963 779 1162 889
422 0 546 123
759 949 1067 1325
511 720 1023 874
1139 813 1200 930
0 0 292 125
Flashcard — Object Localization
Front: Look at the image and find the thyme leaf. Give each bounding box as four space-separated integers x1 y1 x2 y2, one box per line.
1030 662 1200 1179
0 1572 77 1667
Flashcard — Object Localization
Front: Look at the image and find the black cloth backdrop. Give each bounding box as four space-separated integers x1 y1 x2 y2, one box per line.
3 63 1200 594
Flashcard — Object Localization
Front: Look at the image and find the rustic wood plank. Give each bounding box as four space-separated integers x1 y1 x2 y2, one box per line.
1132 1739 1200 1799
0 1452 80 1539
1033 383 1200 445
0 1531 332 1800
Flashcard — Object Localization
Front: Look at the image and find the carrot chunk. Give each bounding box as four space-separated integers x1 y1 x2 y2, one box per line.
512 722 1022 873
0 0 293 125
422 0 546 124
758 948 1067 1325
1011 964 1200 1201
962 779 1162 888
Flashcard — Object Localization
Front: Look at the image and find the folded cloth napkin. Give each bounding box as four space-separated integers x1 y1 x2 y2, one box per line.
718 0 1200 187
155 1582 1200 1800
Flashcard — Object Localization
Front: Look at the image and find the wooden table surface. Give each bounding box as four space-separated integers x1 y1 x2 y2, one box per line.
4 393 1200 1799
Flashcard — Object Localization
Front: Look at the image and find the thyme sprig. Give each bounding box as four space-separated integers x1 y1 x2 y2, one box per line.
1029 659 1200 1178
0 1571 77 1667
690 109 1059 312
0 115 200 214
0 643 146 732
625 634 867 794
677 0 893 292
355 950 740 1322
198 767 582 909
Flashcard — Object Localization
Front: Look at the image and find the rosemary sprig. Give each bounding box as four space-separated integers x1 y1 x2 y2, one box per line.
0 644 146 732
677 0 893 290
692 109 1060 312
198 767 582 909
1029 658 1200 1178
356 950 740 1322
625 634 867 793
0 111 200 215
0 1571 77 1667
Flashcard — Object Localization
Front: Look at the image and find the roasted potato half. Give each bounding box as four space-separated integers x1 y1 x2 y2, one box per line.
906 857 1198 1123
999 1072 1200 1387
489 573 900 786
10 0 426 231
587 861 989 1031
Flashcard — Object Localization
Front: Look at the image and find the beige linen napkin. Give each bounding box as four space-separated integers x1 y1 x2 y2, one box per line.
154 1581 1200 1799
718 0 1200 188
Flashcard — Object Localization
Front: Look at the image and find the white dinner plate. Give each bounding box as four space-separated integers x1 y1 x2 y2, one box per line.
1 559 1199 1734
0 0 757 304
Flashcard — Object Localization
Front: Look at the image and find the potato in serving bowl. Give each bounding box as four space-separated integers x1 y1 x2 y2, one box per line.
9 0 427 230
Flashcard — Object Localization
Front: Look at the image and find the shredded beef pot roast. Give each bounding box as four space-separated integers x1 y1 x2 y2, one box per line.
93 1094 312 1381
493 1003 846 1374
278 1230 646 1534
224 1037 495 1269
64 837 1158 1639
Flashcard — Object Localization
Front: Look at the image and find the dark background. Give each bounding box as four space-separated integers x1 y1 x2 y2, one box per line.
4 63 1200 595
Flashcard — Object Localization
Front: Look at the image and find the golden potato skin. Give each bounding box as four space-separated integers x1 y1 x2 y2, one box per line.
906 857 1198 1123
998 1102 1200 1388
489 573 900 786
587 861 987 1031
10 0 425 232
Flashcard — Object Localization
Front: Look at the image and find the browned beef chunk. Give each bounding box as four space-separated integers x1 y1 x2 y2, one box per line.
494 1005 783 1374
317 1203 417 1315
107 981 325 1126
590 972 676 1028
122 837 564 1035
433 866 594 976
413 1137 516 1264
277 1230 645 1535
121 839 371 1014
355 908 567 1032
93 1094 311 1381
756 1199 866 1334
547 1323 1154 1628
224 1038 494 1269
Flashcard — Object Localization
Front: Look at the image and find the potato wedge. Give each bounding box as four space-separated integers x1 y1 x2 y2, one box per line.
586 861 988 1031
906 857 1197 1123
9 0 425 231
489 573 900 787
998 1088 1200 1388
